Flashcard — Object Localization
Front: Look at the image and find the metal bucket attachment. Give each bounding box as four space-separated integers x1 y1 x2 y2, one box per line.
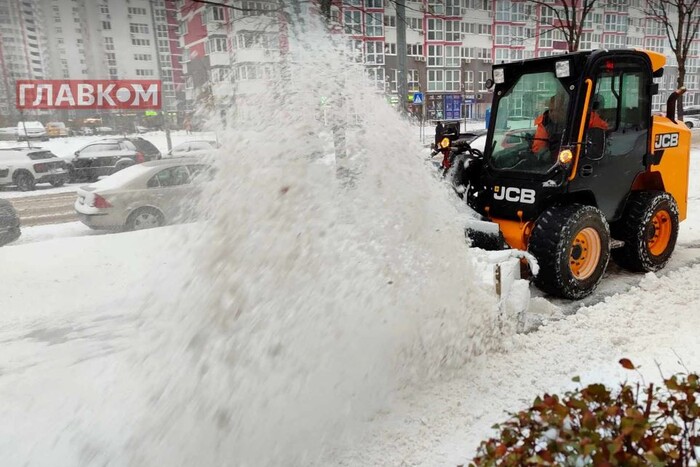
465 218 507 251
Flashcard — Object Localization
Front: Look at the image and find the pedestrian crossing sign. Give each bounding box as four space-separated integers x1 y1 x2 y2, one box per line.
413 92 424 105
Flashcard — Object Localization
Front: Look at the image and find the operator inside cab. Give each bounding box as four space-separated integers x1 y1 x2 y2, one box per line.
532 93 608 158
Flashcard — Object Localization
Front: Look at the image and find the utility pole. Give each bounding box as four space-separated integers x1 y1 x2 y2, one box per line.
396 0 408 114
148 0 172 151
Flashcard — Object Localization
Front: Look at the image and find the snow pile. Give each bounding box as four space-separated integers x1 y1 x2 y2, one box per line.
129 14 501 467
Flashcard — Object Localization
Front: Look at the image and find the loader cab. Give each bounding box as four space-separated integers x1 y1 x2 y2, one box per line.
473 50 658 222
464 49 690 300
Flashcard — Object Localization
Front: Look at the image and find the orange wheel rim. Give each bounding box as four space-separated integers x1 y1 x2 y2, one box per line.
569 227 601 280
648 210 672 256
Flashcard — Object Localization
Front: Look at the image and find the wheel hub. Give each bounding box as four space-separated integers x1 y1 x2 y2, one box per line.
569 227 602 281
648 210 672 256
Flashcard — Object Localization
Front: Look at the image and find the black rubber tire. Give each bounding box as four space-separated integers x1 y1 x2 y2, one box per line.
14 171 36 192
50 179 66 188
125 207 164 231
611 191 679 272
528 204 611 299
686 121 694 129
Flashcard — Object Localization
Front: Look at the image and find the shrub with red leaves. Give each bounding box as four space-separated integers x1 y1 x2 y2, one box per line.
470 359 700 466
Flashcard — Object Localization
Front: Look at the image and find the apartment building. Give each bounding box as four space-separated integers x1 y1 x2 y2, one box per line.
0 0 184 123
177 0 285 120
0 0 50 122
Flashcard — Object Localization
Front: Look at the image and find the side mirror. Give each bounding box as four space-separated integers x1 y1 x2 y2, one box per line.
74 151 80 157
485 78 495 89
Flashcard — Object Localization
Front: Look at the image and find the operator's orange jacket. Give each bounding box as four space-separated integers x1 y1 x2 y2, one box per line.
532 112 608 153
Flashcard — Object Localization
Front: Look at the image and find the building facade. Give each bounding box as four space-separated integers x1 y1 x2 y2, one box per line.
1 0 699 125
0 0 184 125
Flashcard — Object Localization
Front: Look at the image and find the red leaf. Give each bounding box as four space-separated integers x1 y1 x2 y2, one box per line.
619 358 636 370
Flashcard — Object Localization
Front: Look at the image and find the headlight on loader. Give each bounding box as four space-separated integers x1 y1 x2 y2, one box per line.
558 149 573 164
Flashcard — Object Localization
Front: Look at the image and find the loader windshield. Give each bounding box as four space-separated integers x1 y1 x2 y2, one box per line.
490 71 570 173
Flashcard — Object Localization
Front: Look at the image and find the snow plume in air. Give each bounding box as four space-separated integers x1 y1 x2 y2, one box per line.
135 8 500 467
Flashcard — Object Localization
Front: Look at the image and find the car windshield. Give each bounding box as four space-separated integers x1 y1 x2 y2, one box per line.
490 71 571 174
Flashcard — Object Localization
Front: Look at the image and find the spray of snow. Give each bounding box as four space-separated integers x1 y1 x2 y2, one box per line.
129 12 502 466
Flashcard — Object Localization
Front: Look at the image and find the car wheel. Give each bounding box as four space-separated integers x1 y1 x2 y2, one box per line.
528 204 611 300
126 207 164 231
686 121 694 129
14 171 36 192
611 191 679 272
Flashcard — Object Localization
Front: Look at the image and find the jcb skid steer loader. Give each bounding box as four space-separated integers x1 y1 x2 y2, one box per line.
460 49 691 300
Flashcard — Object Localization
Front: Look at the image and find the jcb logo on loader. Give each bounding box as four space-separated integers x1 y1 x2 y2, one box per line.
654 133 679 149
493 186 536 204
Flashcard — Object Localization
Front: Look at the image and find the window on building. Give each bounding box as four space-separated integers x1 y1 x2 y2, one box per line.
206 37 227 54
427 18 443 40
407 43 423 56
129 23 149 34
495 47 509 63
445 45 460 67
540 6 554 24
344 10 361 35
136 69 155 76
465 70 474 91
384 15 396 27
496 24 510 45
131 38 151 46
445 0 460 15
408 69 419 89
128 7 147 15
496 0 510 21
366 0 382 7
365 41 384 64
366 67 385 90
428 69 444 91
445 69 460 91
209 6 225 21
428 44 443 66
428 0 444 14
409 17 423 33
539 29 553 48
385 42 396 55
478 71 488 91
445 20 460 41
366 13 383 36
102 21 111 30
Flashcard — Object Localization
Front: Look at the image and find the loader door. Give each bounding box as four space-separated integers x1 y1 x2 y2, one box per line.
574 58 651 221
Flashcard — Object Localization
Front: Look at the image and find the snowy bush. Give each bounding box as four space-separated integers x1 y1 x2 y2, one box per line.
470 359 700 466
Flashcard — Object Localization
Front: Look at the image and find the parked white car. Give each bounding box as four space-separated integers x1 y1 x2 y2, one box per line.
74 157 215 231
166 140 220 158
0 147 70 191
16 121 48 141
683 116 700 129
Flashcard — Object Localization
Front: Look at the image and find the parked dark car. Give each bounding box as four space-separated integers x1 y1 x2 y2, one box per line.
0 199 21 246
69 137 161 182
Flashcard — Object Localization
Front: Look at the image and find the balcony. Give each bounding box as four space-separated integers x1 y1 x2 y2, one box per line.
234 48 280 63
208 51 230 67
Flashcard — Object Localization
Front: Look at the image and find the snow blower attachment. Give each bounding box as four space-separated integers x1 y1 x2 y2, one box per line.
458 49 691 300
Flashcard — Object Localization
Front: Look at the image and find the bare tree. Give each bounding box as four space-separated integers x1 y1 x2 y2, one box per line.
644 0 700 118
528 0 599 52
